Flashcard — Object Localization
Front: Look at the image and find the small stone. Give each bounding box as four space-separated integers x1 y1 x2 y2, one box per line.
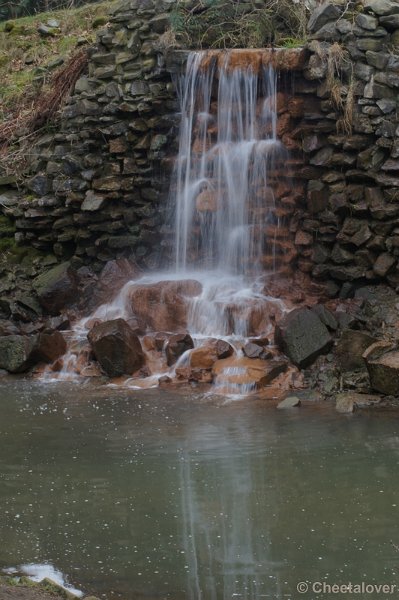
46 18 60 28
38 23 57 36
335 393 355 413
356 13 378 29
277 396 301 409
81 190 105 212
373 253 396 277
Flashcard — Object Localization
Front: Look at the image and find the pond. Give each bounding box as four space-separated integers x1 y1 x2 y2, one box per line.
1 379 399 599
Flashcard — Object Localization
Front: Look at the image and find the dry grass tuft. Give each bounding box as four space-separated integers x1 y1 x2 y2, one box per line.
0 48 88 177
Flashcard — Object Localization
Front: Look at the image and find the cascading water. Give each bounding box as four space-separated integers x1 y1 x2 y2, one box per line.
171 51 286 274
45 50 295 395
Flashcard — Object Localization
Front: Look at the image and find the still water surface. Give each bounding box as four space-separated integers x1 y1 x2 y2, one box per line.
1 380 399 599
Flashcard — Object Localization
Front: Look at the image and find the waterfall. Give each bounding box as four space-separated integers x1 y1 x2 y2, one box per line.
46 49 293 392
170 51 286 275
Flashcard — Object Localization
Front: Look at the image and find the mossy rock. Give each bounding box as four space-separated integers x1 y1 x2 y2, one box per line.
4 20 15 31
0 215 16 236
92 15 108 28
0 238 15 252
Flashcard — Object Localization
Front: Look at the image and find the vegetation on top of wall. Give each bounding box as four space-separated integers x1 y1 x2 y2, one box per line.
0 0 113 179
167 0 309 49
0 0 112 121
0 0 103 22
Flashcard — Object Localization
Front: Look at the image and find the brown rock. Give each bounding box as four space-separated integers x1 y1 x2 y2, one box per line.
213 356 288 389
128 280 202 331
190 338 234 368
95 258 141 303
196 189 217 212
88 318 144 377
165 333 194 366
33 330 67 363
243 342 264 359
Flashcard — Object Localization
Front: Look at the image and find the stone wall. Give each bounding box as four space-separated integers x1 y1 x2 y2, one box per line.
2 0 399 302
6 0 180 274
293 0 399 295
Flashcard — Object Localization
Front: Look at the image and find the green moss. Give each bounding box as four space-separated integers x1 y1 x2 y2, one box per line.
0 238 15 252
0 0 113 115
58 34 79 53
0 215 16 236
280 37 306 48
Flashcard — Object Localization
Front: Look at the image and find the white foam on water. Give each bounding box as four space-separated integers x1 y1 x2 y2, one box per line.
19 563 84 597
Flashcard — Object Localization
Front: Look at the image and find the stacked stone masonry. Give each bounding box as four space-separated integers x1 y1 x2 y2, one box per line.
2 0 399 295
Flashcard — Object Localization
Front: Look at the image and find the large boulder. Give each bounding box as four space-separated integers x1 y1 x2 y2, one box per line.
87 318 144 377
128 280 202 332
0 335 37 373
0 329 67 373
165 333 194 366
363 342 399 395
33 331 67 363
335 330 377 371
275 308 332 368
32 262 78 315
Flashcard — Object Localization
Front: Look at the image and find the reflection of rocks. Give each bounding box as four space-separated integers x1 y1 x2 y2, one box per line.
88 318 144 377
275 308 332 368
128 280 202 331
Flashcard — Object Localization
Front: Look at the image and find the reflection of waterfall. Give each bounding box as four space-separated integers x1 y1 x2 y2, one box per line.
171 52 287 274
179 437 278 600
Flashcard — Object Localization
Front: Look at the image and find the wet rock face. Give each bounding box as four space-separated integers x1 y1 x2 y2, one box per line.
87 318 144 377
165 333 194 366
275 308 332 368
94 259 141 305
128 280 202 332
190 338 234 369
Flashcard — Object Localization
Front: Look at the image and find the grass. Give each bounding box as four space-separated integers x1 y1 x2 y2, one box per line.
0 0 114 121
168 0 309 50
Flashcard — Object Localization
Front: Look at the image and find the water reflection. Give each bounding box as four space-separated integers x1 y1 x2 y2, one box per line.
1 380 399 599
